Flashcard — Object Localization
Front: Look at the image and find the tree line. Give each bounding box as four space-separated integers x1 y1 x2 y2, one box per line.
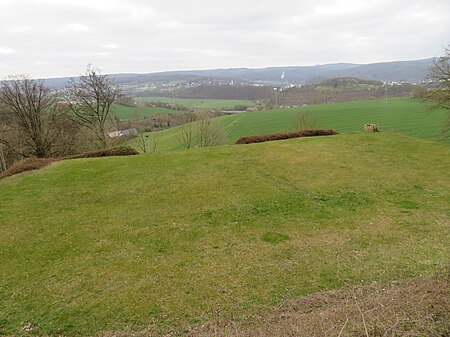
0 66 121 171
0 65 228 172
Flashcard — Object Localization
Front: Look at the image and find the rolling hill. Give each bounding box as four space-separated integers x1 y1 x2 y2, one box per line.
134 97 257 110
168 58 433 83
43 58 435 89
0 133 449 336
136 98 448 152
112 103 180 120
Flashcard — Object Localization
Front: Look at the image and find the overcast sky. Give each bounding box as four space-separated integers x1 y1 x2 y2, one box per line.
0 0 449 78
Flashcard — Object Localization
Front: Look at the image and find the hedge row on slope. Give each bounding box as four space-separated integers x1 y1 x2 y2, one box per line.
1 147 140 179
235 129 338 144
0 158 58 179
68 146 139 159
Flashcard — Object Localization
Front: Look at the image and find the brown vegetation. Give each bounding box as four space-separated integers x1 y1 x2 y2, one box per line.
186 274 449 337
235 129 337 144
0 76 61 158
0 157 57 179
172 85 273 101
428 45 450 138
68 146 139 159
294 111 317 130
272 81 414 107
94 274 449 337
135 132 163 153
363 124 380 132
178 112 197 149
0 146 139 178
197 113 226 148
66 66 121 147
0 66 128 171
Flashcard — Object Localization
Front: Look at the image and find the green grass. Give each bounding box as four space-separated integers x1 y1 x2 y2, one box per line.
134 97 257 109
112 103 179 120
1 133 449 336
136 98 448 152
221 98 447 141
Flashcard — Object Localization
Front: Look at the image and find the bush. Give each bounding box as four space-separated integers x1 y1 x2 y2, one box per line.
68 146 139 159
0 158 58 179
235 129 338 144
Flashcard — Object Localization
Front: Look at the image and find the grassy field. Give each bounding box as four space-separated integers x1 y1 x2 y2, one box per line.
136 98 448 152
0 133 449 336
134 97 257 109
112 103 179 120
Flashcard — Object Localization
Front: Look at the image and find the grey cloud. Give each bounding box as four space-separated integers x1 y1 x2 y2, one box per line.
0 0 449 77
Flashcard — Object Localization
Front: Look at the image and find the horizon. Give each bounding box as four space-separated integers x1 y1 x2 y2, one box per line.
33 56 436 80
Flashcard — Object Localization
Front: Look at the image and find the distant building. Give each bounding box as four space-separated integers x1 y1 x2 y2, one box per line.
108 128 138 138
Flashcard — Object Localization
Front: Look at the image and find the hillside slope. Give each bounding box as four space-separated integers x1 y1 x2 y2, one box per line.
0 133 449 336
137 98 448 152
43 58 434 88
112 103 179 120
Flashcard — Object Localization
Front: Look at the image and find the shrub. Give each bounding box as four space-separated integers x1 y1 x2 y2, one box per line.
0 146 140 179
0 158 58 179
235 129 338 144
68 146 139 159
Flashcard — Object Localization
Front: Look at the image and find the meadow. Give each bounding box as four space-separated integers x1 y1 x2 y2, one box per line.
134 98 449 152
134 97 257 109
0 133 449 336
112 103 179 120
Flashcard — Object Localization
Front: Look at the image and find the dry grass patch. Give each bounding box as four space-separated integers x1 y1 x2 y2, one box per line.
186 273 449 337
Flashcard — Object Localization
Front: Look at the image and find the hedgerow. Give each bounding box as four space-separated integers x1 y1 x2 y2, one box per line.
68 146 139 159
235 129 337 144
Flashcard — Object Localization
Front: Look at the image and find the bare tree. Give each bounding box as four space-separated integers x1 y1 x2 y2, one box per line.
428 45 450 137
429 45 450 109
0 144 7 172
197 113 226 148
294 110 317 130
178 112 197 149
0 120 10 150
135 133 148 153
149 132 163 152
135 131 164 154
66 65 120 147
0 75 59 158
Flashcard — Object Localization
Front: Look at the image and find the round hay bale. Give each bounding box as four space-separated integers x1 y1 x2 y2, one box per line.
364 124 379 132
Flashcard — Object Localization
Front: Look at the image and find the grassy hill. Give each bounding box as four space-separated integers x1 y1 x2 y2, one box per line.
112 103 180 120
0 133 449 336
135 98 448 152
221 98 447 141
134 97 257 109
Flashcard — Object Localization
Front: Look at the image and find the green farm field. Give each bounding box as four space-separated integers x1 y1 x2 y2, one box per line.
134 97 257 109
112 103 179 120
136 98 448 152
0 133 449 336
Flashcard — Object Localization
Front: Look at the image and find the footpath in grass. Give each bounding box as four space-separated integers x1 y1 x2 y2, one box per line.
0 133 449 336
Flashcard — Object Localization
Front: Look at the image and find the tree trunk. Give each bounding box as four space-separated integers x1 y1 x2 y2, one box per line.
0 146 7 172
